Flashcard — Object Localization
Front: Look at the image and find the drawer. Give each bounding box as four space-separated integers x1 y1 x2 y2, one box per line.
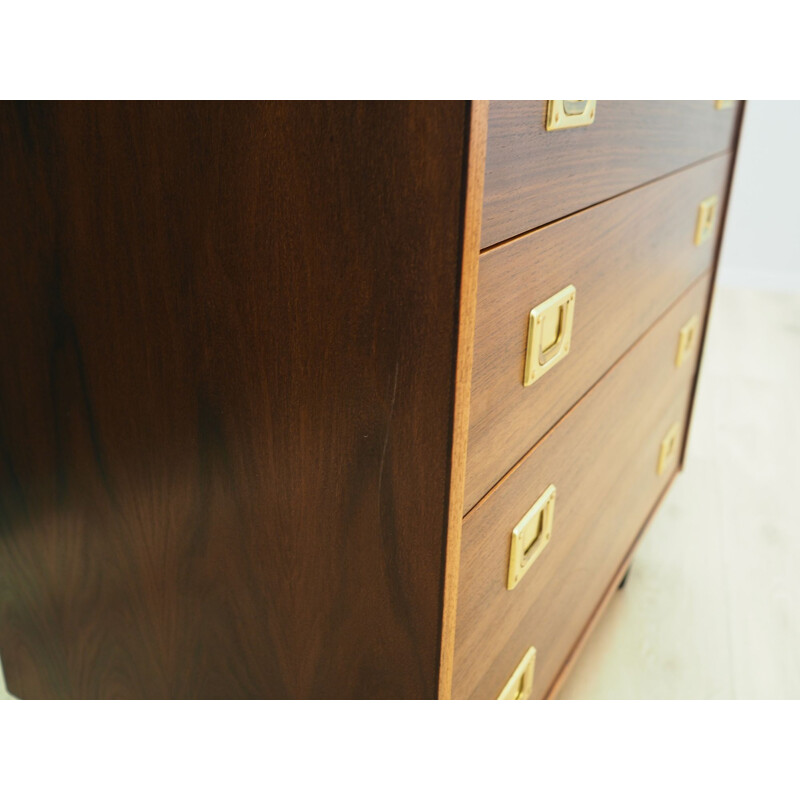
465 154 731 512
481 100 740 249
451 276 711 699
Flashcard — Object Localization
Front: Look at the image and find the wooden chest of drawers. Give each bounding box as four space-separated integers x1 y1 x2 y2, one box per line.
0 101 742 699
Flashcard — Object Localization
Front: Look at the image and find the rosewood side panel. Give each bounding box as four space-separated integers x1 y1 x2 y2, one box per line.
0 101 470 698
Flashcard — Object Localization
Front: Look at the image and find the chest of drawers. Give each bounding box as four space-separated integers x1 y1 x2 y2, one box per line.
0 101 742 698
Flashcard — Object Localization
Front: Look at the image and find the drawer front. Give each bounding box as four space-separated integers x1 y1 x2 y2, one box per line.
451 276 711 699
481 100 740 249
465 154 730 512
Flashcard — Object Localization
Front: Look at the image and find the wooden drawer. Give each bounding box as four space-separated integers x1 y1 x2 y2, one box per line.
481 100 740 249
451 275 712 699
464 154 731 512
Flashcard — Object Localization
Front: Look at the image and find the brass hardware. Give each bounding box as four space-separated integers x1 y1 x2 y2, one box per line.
694 196 719 246
507 485 556 590
546 101 596 131
523 285 576 386
675 314 700 367
498 647 536 700
715 100 735 110
657 422 681 476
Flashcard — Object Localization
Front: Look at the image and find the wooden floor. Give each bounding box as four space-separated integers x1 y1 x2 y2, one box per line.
2 285 798 701
559 284 800 699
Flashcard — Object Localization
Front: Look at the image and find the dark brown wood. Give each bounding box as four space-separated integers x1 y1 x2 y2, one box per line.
465 154 732 513
438 102 488 700
481 100 741 249
0 101 470 699
451 276 712 699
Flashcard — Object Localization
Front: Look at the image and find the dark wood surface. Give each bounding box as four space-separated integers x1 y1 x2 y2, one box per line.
481 100 741 249
438 102 488 700
0 101 470 698
451 275 712 699
465 154 732 512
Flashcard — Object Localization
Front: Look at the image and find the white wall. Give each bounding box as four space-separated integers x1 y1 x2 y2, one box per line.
717 101 800 292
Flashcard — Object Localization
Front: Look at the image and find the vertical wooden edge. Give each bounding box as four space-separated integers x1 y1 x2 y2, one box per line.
680 100 746 468
437 101 489 700
545 470 680 700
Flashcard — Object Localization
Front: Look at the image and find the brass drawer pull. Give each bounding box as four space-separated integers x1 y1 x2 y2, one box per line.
694 195 719 245
546 101 596 131
675 314 700 367
498 647 536 700
524 285 576 386
507 484 556 590
657 422 681 475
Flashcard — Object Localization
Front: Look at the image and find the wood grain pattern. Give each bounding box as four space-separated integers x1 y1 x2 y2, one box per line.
451 275 712 700
0 101 470 699
465 154 732 512
481 100 741 249
437 102 488 700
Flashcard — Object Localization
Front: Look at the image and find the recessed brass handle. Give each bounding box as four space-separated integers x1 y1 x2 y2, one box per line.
524 285 576 386
657 422 681 476
546 101 596 130
694 196 719 246
498 647 536 700
507 485 556 590
675 315 700 367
